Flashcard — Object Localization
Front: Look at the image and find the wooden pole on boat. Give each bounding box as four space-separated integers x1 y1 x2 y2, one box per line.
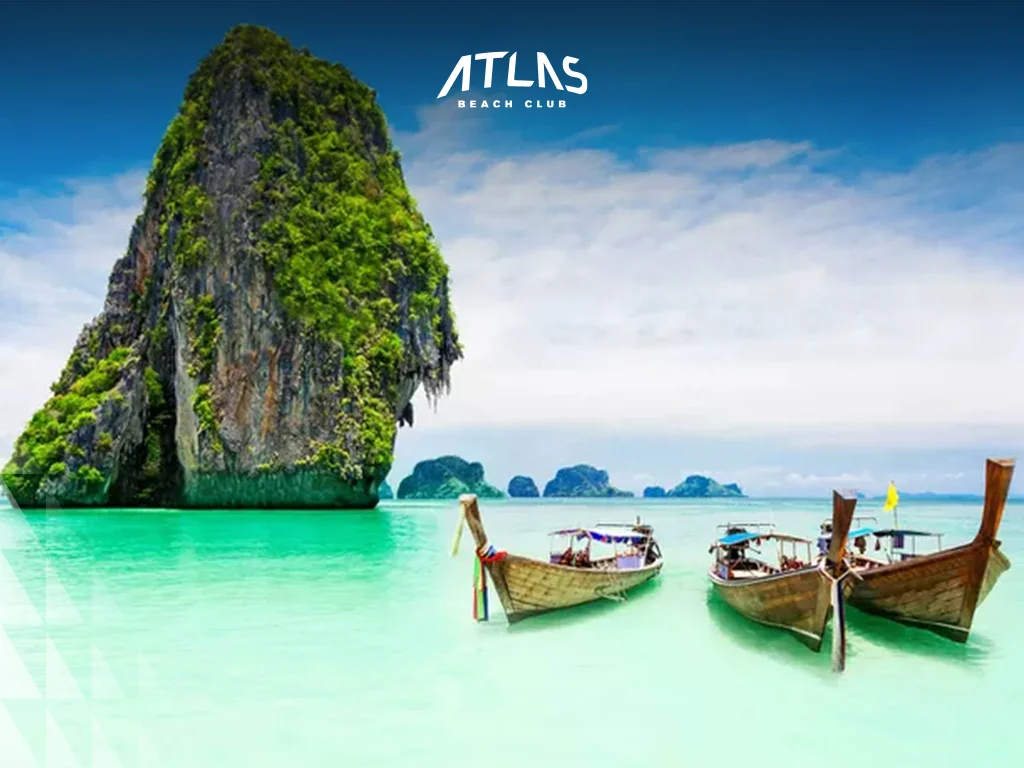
826 490 856 574
459 494 488 551
958 458 1016 631
828 490 857 673
975 458 1015 546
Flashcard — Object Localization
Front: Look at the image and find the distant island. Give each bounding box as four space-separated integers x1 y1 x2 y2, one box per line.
374 466 1018 503
665 475 745 498
508 475 539 497
396 456 504 500
543 465 633 498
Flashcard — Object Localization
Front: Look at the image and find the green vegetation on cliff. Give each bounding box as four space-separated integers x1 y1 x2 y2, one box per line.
2 347 134 503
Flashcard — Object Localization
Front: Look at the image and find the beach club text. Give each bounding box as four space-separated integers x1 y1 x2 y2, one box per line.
457 98 567 109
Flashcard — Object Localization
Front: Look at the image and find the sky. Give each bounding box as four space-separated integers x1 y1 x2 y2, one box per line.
2 1 1023 497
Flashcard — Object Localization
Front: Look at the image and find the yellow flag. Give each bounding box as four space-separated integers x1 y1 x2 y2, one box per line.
882 481 899 512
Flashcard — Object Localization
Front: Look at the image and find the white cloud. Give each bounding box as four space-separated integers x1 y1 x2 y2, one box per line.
396 111 1024 449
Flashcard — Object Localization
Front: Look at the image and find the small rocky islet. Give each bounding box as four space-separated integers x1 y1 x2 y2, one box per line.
542 464 633 498
2 26 460 510
665 475 744 498
507 475 539 497
395 456 503 500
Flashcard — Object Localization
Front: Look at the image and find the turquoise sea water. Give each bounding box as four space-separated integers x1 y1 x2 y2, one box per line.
1 496 1022 766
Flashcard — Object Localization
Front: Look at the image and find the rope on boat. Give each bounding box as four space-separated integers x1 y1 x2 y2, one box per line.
477 544 508 563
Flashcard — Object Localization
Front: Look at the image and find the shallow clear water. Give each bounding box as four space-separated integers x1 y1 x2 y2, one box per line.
1 497 1022 766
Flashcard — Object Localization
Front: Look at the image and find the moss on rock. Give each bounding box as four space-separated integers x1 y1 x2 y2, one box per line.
2 347 134 505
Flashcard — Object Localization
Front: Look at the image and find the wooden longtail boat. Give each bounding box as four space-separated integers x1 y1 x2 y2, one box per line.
834 458 1014 642
708 490 857 671
451 494 663 624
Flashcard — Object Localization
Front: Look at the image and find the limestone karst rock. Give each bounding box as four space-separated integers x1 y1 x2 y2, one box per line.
2 26 460 509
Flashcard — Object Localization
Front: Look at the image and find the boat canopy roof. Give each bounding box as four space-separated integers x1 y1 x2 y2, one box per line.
870 528 939 538
714 531 811 546
717 531 761 545
848 527 875 538
548 527 649 544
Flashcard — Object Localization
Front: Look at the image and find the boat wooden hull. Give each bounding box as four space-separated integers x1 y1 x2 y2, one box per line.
849 540 1010 642
709 567 853 651
456 493 662 624
485 554 663 623
848 457 1015 643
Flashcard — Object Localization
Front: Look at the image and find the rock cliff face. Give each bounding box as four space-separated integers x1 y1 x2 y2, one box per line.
396 456 503 499
666 475 744 498
507 475 539 498
643 486 667 498
542 465 633 498
378 481 394 500
1 26 460 509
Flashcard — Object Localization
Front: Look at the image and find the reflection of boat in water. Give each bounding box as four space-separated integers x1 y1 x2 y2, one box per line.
451 494 663 624
707 490 857 671
818 458 1014 643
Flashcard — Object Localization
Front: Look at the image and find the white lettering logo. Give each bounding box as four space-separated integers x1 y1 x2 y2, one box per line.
437 52 588 99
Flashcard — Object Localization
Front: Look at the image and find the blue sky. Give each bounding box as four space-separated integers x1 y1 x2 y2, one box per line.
3 0 1023 184
2 1 1023 496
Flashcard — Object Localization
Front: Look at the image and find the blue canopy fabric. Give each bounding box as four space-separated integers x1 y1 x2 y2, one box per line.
848 527 875 538
717 531 761 546
584 529 647 544
548 527 647 544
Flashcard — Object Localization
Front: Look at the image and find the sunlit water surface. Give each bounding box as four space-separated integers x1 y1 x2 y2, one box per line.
1 497 1022 766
